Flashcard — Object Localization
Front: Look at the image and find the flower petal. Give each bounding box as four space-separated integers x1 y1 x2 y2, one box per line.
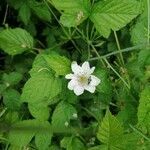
73 85 84 96
71 61 82 74
65 73 74 79
85 85 96 93
68 79 77 90
90 75 101 86
82 61 90 73
90 67 95 74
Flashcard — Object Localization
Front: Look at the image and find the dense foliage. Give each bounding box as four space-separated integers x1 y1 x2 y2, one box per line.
0 0 150 149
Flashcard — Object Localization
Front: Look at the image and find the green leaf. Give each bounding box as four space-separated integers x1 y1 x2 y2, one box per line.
8 145 22 150
61 137 70 148
131 17 147 45
19 3 31 25
21 75 62 104
51 0 90 27
88 145 107 150
4 111 19 124
0 28 34 55
90 0 141 37
49 145 60 150
29 0 51 22
52 101 77 130
3 89 21 110
94 68 112 104
28 102 50 121
126 60 144 79
97 110 124 149
7 0 25 9
44 53 71 76
61 136 85 150
131 0 149 45
138 49 150 67
35 121 52 150
0 84 7 95
137 86 150 127
2 72 23 86
29 54 53 77
9 119 38 146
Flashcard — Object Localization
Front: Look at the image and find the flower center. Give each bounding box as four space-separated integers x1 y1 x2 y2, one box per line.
78 75 90 85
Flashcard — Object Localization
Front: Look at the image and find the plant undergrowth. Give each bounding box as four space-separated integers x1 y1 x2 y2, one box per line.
0 0 150 150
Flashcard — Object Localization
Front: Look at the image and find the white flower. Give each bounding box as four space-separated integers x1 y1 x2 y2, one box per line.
65 61 101 96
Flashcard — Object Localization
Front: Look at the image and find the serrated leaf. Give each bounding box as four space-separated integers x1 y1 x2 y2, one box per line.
61 136 85 150
28 102 50 121
9 119 38 146
131 0 149 45
126 60 144 79
35 121 52 150
21 75 62 104
90 0 141 37
49 145 60 150
3 89 21 110
138 86 150 127
51 0 90 27
138 49 150 67
94 68 112 103
7 0 25 9
97 110 124 149
88 145 107 150
131 17 148 45
44 53 71 76
2 72 23 86
19 3 31 25
52 101 77 130
0 28 34 55
29 54 53 77
4 111 19 124
29 0 51 22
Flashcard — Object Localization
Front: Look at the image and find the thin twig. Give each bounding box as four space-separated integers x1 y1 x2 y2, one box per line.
114 31 124 65
3 4 8 25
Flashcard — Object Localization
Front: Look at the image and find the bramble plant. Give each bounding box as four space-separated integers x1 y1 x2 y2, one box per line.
0 0 150 150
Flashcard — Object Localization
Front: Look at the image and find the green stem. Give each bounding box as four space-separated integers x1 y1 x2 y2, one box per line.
104 58 130 89
88 44 148 61
129 124 150 142
44 0 81 53
75 27 105 66
114 31 124 65
90 44 106 67
90 44 130 89
0 108 7 118
3 4 8 25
